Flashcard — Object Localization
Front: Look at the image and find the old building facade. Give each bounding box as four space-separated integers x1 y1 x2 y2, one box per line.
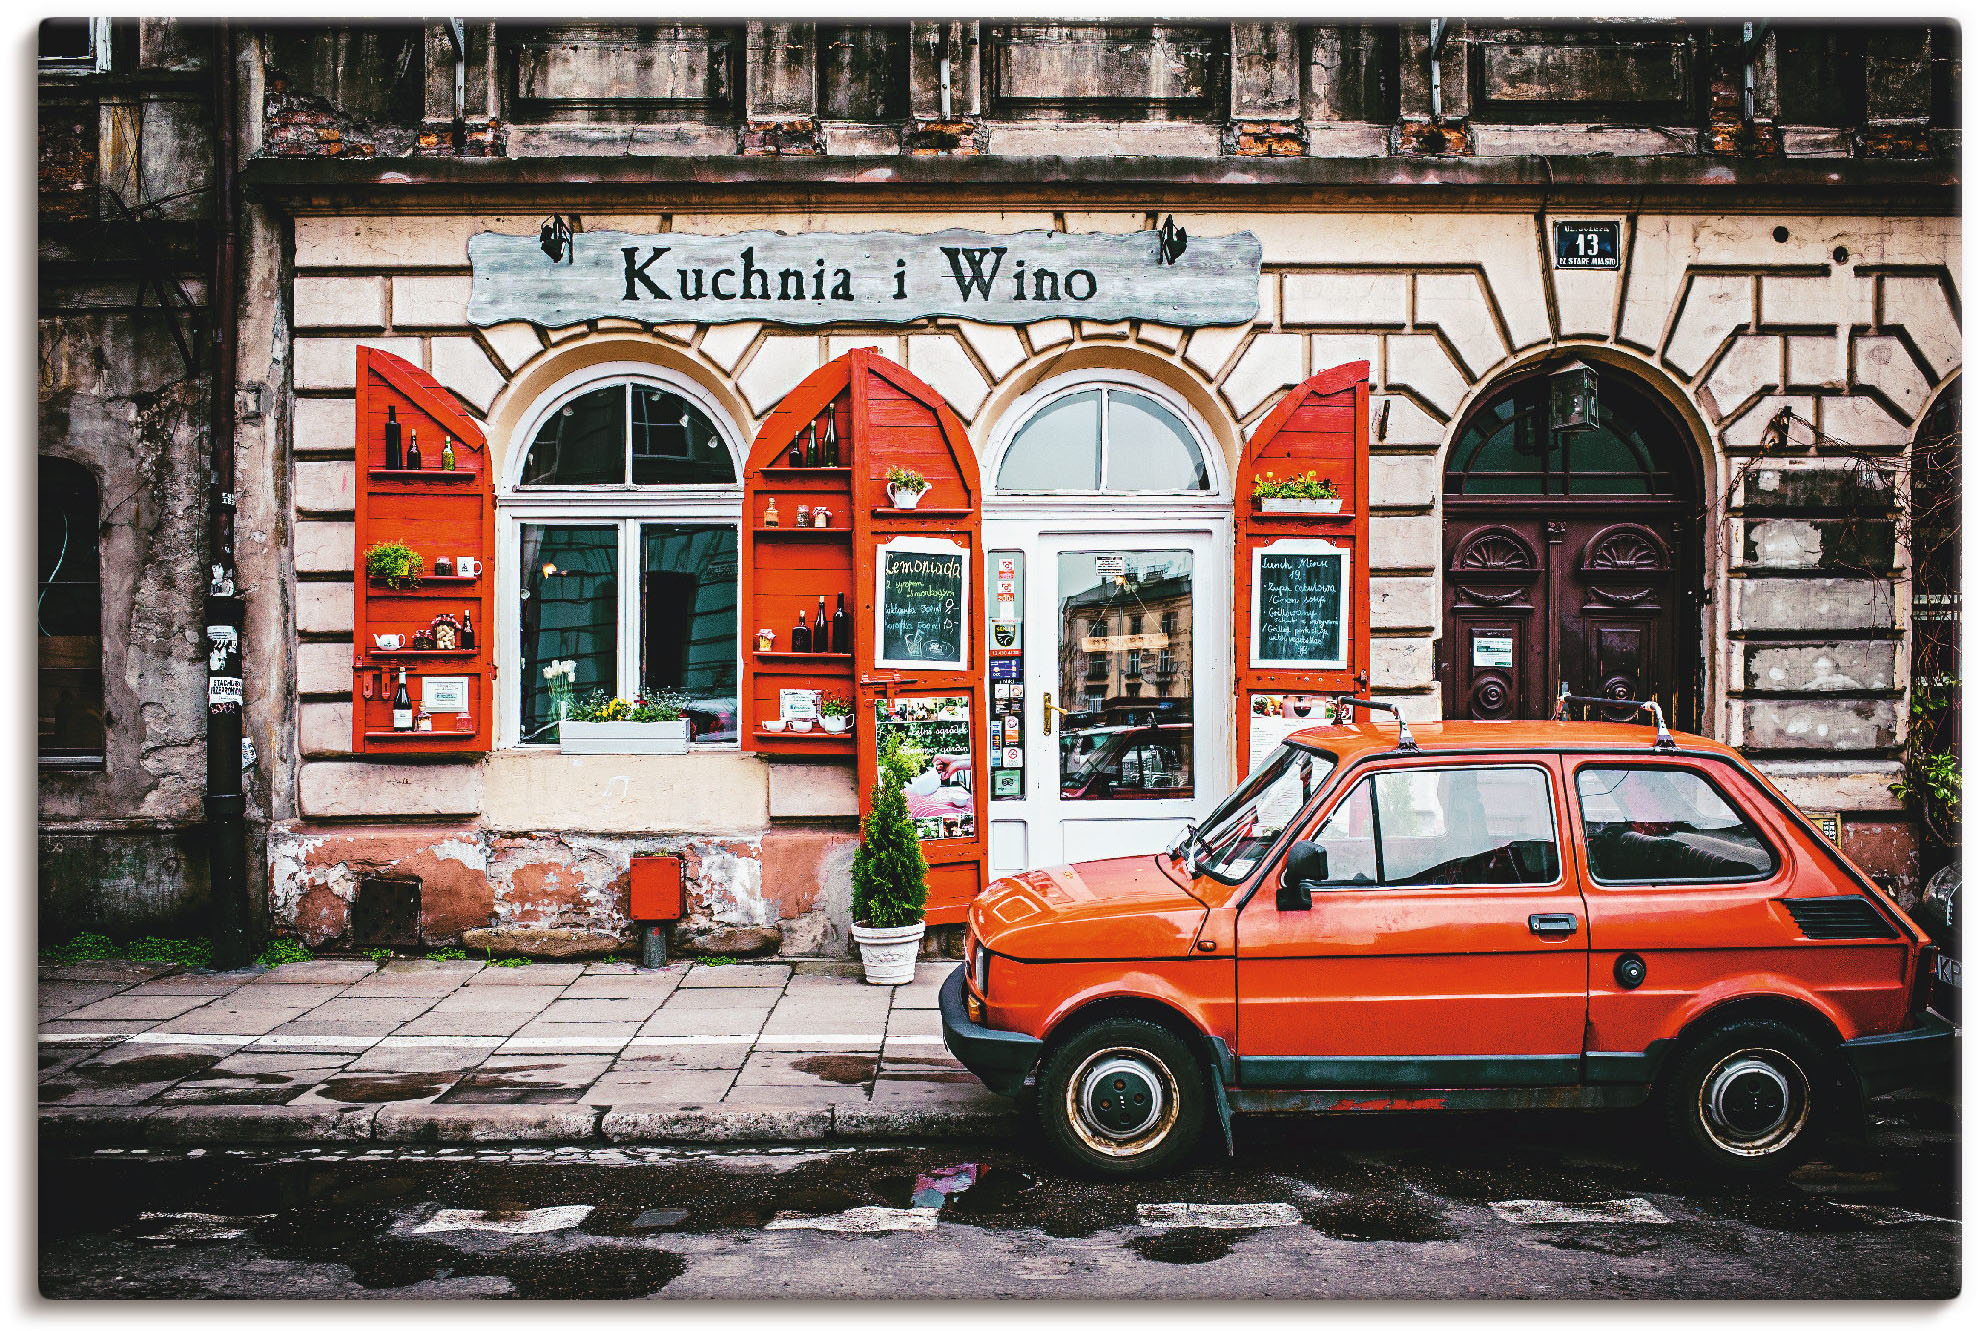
40 20 1961 957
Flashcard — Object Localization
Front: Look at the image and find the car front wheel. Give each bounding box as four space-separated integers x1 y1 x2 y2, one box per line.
1661 1018 1833 1174
1036 1017 1206 1178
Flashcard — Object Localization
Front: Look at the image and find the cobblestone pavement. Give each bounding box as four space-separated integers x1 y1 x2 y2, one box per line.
39 957 1000 1144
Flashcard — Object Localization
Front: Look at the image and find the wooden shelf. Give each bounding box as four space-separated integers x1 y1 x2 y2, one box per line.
1247 508 1356 521
368 467 479 481
369 648 476 658
873 506 972 518
753 526 849 539
363 728 478 741
368 575 480 592
761 466 852 477
754 651 854 664
753 728 854 746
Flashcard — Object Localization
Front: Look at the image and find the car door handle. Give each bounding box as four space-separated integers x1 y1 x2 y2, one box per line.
1528 913 1579 939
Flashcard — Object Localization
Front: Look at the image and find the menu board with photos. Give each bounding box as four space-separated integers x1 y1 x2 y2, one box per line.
1250 540 1349 668
876 537 968 669
873 694 977 842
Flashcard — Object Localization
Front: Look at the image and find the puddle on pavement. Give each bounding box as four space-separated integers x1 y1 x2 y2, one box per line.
1297 1192 1456 1243
1129 1229 1246 1264
71 1053 224 1084
313 1072 458 1104
789 1055 878 1085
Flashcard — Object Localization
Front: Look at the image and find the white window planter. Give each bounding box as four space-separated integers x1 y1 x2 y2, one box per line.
558 719 690 755
1257 496 1342 514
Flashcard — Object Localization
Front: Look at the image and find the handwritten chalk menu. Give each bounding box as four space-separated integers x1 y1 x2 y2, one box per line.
873 695 978 842
875 537 968 670
1250 539 1350 668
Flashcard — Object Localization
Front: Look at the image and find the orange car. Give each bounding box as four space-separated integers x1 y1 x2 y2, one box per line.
943 710 1954 1177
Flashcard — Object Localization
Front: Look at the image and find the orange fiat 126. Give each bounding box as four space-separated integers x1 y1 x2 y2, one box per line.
942 694 1955 1177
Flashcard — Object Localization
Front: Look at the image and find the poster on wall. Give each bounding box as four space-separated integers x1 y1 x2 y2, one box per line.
1248 693 1336 767
873 695 977 842
1250 539 1350 669
876 537 969 670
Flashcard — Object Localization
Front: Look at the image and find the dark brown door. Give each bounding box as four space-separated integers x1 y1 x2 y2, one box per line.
1440 373 1700 729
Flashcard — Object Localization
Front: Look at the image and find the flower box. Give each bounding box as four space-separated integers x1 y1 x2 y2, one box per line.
1257 496 1343 515
558 719 690 755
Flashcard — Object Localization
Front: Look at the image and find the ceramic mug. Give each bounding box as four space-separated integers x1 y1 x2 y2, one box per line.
372 633 404 650
455 556 481 577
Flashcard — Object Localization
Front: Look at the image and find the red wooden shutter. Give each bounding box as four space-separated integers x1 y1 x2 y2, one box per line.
349 347 496 755
742 349 988 924
1234 361 1373 776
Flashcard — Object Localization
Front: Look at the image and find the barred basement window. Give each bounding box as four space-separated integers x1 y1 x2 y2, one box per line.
39 19 111 75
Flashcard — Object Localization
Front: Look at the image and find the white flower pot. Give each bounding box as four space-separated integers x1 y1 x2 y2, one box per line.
851 922 925 985
1258 496 1342 514
821 715 850 733
559 719 689 755
887 484 926 509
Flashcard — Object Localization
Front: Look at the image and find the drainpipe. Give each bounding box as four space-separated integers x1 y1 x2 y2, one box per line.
206 18 251 969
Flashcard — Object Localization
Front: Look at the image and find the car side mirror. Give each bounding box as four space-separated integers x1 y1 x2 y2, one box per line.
1276 841 1327 911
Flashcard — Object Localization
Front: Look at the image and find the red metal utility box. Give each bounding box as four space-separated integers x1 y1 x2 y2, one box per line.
629 854 684 922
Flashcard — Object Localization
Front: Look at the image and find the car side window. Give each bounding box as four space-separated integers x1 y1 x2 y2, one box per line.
1307 780 1378 886
1372 767 1561 886
1296 766 1560 891
1574 765 1779 883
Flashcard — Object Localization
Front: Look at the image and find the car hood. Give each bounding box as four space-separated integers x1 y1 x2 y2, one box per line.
968 856 1208 961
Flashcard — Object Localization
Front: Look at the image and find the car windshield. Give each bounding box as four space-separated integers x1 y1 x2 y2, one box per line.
1190 743 1335 884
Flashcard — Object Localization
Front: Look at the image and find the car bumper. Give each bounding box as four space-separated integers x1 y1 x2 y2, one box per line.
1841 1011 1958 1098
938 967 1043 1097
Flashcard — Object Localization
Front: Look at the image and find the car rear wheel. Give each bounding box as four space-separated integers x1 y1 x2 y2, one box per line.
1036 1017 1206 1178
1661 1018 1832 1175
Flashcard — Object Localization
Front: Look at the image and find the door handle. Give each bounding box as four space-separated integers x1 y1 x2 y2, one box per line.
1042 690 1068 735
1528 913 1579 940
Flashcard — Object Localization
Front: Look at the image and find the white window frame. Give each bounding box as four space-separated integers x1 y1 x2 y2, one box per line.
40 18 112 75
986 368 1227 508
498 363 744 750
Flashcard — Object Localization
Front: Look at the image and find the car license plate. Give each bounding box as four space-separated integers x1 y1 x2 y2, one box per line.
1936 953 1961 988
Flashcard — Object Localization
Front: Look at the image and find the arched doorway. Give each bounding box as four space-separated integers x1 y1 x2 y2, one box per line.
1441 367 1704 730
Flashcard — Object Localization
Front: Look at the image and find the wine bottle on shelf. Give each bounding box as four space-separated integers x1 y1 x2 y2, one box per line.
813 596 827 649
802 423 818 468
790 608 812 653
406 427 422 470
786 439 802 467
391 668 414 732
831 592 849 653
460 609 476 651
821 411 839 466
440 435 457 471
384 405 402 470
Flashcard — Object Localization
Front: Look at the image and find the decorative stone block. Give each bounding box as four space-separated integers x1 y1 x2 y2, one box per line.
1371 636 1435 688
1737 699 1898 752
1283 272 1408 328
905 335 990 420
428 337 505 413
300 760 486 819
293 396 356 454
295 581 354 635
391 275 474 329
1369 514 1439 572
294 337 422 391
294 520 355 574
1742 642 1897 694
1731 577 1895 633
294 460 355 515
738 336 823 415
1222 333 1304 418
293 276 388 330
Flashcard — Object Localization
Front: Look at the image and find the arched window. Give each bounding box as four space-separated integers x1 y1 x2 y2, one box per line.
39 458 103 766
996 382 1212 494
1446 374 1688 497
503 369 743 748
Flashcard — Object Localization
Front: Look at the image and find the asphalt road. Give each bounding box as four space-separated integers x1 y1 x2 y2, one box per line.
39 1094 1959 1300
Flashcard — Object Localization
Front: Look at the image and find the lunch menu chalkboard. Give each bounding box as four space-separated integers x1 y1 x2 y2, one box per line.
1250 541 1349 668
876 539 968 669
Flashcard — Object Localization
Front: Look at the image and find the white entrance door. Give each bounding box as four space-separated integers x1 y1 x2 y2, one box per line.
983 521 1230 872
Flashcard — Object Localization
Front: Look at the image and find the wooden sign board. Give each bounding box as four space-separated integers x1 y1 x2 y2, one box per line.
1250 540 1350 669
468 227 1262 328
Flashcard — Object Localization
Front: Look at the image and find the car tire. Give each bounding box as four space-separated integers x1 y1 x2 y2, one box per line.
1035 1017 1207 1178
1660 1017 1835 1175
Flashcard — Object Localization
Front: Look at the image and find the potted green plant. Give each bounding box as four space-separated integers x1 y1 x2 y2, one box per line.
1252 469 1341 514
849 736 929 984
364 539 424 588
885 464 930 509
820 693 854 734
558 688 693 754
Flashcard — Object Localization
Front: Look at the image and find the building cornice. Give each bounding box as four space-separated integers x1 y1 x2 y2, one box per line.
242 153 1960 216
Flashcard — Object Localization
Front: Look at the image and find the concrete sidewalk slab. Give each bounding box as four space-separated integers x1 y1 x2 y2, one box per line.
465 963 586 986
677 964 791 988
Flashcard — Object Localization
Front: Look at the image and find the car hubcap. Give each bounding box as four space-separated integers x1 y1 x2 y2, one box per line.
1066 1047 1180 1157
1699 1049 1809 1156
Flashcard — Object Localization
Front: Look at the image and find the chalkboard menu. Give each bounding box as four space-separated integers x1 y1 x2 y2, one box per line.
875 538 968 669
1250 540 1349 668
873 694 978 842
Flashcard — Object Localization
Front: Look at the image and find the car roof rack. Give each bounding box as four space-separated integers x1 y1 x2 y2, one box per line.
1553 682 1676 750
1329 694 1419 753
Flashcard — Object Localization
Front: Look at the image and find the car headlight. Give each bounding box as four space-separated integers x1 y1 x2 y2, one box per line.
972 942 991 998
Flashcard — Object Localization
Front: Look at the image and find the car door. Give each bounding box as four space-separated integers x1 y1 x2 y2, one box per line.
1234 757 1591 1088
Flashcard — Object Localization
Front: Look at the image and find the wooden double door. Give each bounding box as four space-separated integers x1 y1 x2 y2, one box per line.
1440 501 1699 731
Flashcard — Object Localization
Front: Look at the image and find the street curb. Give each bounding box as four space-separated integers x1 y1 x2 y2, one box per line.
42 1100 1022 1149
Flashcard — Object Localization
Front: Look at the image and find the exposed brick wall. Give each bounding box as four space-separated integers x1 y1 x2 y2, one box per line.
1393 118 1471 156
904 117 986 155
741 117 823 156
1224 119 1305 157
38 106 96 223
